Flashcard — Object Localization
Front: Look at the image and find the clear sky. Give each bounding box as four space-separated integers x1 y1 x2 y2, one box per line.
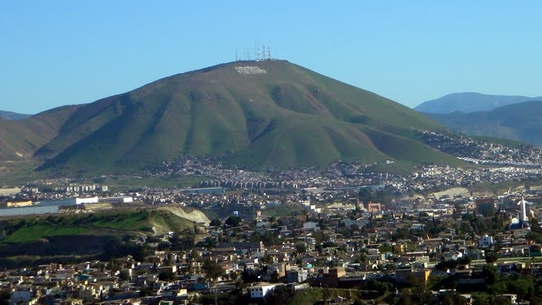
1 1 541 114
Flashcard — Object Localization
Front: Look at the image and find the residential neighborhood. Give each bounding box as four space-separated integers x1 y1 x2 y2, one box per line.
2 185 542 304
2 133 542 304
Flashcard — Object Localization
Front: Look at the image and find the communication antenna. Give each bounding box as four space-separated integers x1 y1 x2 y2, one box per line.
262 45 266 60
267 47 271 60
235 48 238 62
255 41 260 61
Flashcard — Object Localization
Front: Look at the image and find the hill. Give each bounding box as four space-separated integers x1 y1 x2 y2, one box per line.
0 105 81 161
0 207 206 268
0 208 204 244
1 60 461 175
415 92 542 114
425 100 542 146
0 111 31 120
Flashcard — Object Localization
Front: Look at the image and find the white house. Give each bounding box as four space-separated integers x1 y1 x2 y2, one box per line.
303 222 320 231
479 235 494 248
248 283 278 298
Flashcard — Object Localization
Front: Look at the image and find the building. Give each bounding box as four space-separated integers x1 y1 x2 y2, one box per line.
248 283 277 298
6 201 32 207
179 187 224 195
285 269 308 283
366 202 382 213
395 265 431 286
318 267 346 288
0 205 59 217
10 289 37 305
98 196 133 204
303 222 320 231
479 235 494 248
0 188 21 196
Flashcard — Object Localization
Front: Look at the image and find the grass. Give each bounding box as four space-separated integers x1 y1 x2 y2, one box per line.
0 161 39 186
90 210 149 231
1 224 90 243
2 60 456 176
262 203 304 218
467 180 526 195
0 208 197 244
288 288 385 305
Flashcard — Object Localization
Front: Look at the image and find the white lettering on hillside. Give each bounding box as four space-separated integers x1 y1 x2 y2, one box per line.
234 66 267 74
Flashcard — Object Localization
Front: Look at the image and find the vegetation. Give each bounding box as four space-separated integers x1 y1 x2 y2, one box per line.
0 208 195 244
0 60 458 176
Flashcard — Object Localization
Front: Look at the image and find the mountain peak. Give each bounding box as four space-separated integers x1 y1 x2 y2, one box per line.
415 92 542 114
2 60 455 175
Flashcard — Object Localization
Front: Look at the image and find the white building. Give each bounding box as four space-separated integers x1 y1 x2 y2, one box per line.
98 196 133 204
303 222 320 231
479 235 494 248
248 283 278 298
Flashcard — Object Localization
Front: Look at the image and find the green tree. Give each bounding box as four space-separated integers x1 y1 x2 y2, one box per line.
295 243 307 254
225 216 242 227
210 219 222 227
158 270 175 281
526 231 542 243
485 251 498 264
483 264 499 286
438 292 468 305
265 285 295 305
201 259 224 286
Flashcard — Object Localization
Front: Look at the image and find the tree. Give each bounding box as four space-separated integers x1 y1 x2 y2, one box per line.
437 292 468 305
201 259 224 286
526 231 542 243
158 270 175 281
295 243 307 255
195 237 217 249
225 215 242 227
485 251 498 264
265 285 295 305
483 264 499 286
210 219 222 227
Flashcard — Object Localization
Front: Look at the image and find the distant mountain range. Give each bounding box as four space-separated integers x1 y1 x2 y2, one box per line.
0 60 462 175
425 100 542 146
415 92 542 114
0 110 31 120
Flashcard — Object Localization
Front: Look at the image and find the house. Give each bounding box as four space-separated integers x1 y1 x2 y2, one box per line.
479 235 494 248
216 241 264 255
303 222 320 231
10 289 37 305
442 250 463 261
395 265 430 286
248 282 278 298
285 269 308 283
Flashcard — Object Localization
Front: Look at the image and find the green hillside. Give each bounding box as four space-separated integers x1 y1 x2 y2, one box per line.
1 60 458 175
0 105 80 161
0 208 196 244
425 100 542 146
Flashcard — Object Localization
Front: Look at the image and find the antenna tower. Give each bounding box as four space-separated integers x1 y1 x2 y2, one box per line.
267 47 271 60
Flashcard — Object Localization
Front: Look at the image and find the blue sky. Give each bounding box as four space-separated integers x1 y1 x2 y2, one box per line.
1 1 541 114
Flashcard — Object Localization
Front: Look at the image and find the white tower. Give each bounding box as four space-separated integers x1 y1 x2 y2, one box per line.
519 196 528 222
